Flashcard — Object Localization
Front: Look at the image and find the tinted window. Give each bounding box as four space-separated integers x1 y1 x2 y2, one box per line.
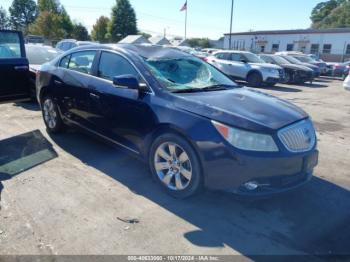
215 53 231 60
323 44 332 54
0 31 22 58
59 55 70 68
231 53 242 62
98 52 139 81
261 55 273 63
68 51 96 74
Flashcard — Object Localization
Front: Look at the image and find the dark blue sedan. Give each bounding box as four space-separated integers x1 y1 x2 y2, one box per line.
36 44 318 198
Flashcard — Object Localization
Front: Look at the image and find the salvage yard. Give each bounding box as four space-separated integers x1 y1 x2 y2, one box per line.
0 78 349 256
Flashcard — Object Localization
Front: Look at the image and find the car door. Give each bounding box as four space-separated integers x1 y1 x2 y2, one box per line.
0 30 30 103
87 51 155 153
56 50 98 128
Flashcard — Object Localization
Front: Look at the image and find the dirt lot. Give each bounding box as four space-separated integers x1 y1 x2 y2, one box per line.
0 78 349 257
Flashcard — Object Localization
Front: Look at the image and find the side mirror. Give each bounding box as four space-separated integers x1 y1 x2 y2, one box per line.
113 75 140 89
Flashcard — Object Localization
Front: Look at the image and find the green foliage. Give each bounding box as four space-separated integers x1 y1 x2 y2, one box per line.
9 0 38 32
187 38 212 48
311 0 350 28
91 16 110 43
29 0 74 40
0 7 11 30
108 0 138 42
72 23 90 41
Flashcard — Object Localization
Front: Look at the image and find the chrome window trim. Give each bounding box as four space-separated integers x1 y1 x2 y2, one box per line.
58 48 155 95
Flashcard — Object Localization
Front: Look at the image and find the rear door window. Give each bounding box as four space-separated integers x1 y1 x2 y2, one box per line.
0 31 23 58
68 51 97 75
231 53 242 62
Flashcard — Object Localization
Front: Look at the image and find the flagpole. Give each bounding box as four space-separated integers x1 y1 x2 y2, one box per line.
229 0 234 50
185 1 188 40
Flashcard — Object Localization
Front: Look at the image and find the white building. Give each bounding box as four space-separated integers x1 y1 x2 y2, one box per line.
149 36 170 46
224 28 350 62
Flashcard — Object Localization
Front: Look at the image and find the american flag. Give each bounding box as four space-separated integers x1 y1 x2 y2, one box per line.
180 1 187 12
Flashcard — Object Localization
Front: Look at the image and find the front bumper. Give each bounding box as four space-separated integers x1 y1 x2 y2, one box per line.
262 70 282 83
201 142 318 196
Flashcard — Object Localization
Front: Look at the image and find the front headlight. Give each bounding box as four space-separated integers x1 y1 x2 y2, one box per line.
212 121 279 152
263 68 278 74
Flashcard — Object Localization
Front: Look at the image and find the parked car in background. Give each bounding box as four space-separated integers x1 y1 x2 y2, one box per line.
36 44 318 198
279 55 321 78
326 61 350 79
0 30 31 103
56 39 97 52
25 44 62 98
202 48 220 54
174 46 208 60
291 55 327 75
260 54 314 84
207 50 284 87
344 72 350 91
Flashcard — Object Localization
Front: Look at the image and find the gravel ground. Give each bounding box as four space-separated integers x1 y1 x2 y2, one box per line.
0 78 349 257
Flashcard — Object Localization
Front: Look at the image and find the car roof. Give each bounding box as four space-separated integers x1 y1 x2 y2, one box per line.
66 44 193 60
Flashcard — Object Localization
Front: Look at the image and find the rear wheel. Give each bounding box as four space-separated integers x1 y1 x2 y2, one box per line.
247 72 263 87
149 133 203 199
282 71 293 84
42 96 65 133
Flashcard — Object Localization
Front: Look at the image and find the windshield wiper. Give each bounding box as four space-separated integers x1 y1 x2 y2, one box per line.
171 84 236 93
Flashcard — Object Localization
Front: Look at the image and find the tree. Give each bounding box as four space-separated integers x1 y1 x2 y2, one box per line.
187 38 212 48
29 0 73 40
311 0 350 28
28 11 66 40
72 23 90 41
108 0 137 42
91 16 110 43
9 0 38 32
0 7 11 30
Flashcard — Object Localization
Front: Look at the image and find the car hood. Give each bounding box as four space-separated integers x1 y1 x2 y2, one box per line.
172 88 308 132
298 62 319 70
281 63 314 72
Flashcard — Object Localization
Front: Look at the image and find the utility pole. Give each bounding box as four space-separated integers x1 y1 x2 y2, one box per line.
185 1 188 40
229 0 234 50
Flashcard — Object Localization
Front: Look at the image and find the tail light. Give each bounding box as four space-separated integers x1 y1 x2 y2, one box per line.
334 64 342 69
202 57 209 62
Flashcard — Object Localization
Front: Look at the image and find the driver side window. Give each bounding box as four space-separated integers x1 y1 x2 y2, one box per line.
98 52 139 81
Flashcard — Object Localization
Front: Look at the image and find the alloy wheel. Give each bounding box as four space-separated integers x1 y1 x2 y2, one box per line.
154 142 192 191
43 99 57 129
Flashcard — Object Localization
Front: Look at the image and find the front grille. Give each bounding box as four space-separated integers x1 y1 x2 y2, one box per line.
278 119 316 152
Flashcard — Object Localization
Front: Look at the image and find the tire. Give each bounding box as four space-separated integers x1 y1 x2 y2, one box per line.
247 72 263 87
282 71 293 84
149 133 203 199
41 95 65 133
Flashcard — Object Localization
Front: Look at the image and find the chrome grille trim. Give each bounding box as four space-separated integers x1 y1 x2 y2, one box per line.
278 119 316 153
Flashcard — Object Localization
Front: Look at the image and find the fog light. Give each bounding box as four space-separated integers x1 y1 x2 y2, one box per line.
244 181 259 191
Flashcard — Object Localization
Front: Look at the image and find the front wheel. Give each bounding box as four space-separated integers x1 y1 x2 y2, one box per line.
149 133 203 199
247 72 263 87
42 96 65 133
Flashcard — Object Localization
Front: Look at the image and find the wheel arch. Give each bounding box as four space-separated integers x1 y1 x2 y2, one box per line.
142 123 206 181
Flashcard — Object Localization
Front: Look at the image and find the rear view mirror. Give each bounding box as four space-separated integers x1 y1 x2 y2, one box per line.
113 75 140 89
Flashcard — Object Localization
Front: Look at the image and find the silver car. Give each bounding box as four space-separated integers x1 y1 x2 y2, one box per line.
207 51 283 87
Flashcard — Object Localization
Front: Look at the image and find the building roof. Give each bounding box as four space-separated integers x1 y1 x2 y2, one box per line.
170 39 189 47
148 36 170 45
119 35 151 44
225 28 350 36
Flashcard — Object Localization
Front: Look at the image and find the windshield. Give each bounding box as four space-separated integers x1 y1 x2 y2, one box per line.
294 56 314 63
242 53 265 63
273 56 291 64
282 55 301 64
26 45 61 65
144 56 237 91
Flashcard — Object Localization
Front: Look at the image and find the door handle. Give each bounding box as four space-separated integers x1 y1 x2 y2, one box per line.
89 93 100 99
54 80 63 86
14 65 29 71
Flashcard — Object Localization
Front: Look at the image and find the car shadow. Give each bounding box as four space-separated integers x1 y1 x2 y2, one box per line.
0 130 57 208
13 101 40 111
303 83 328 88
49 131 350 257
